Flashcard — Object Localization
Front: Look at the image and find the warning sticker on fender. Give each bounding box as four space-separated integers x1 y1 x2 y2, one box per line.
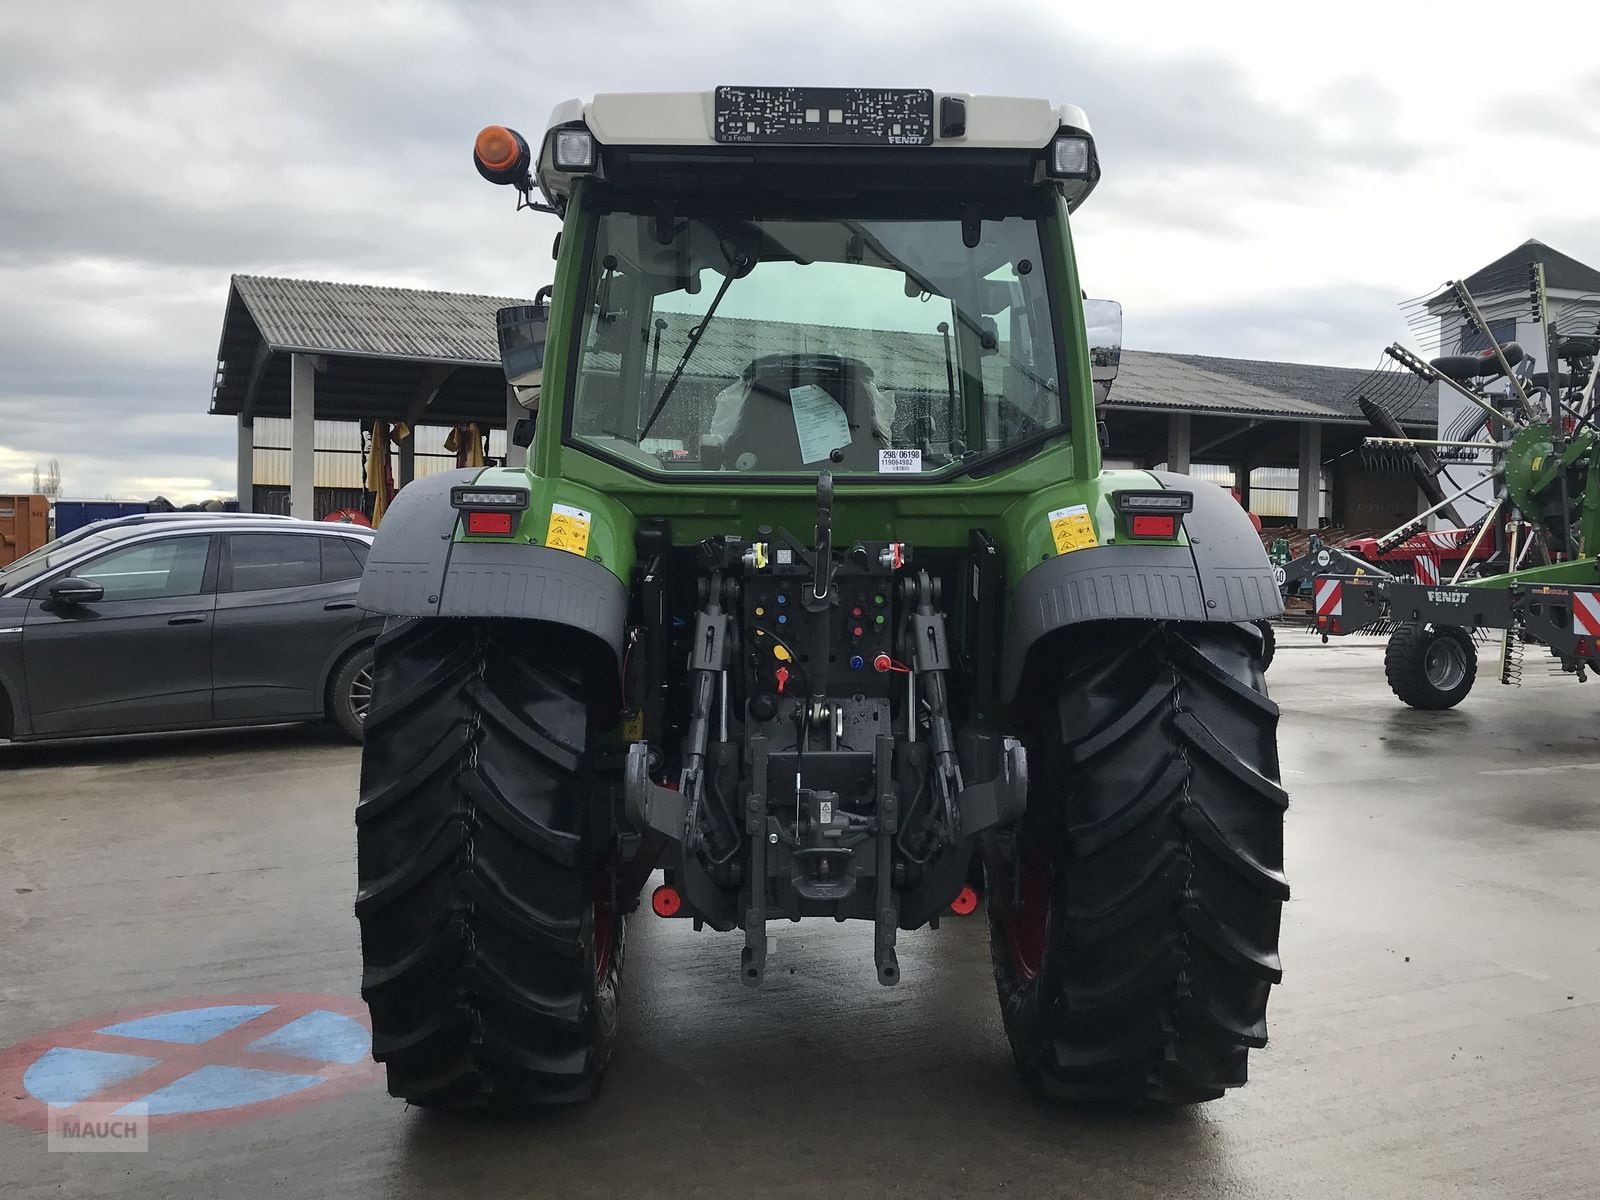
545 503 592 556
1047 504 1098 554
878 448 922 473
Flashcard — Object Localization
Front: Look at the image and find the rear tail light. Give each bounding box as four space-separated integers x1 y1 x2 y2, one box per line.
466 511 514 536
1129 514 1177 538
1116 489 1189 540
453 485 526 537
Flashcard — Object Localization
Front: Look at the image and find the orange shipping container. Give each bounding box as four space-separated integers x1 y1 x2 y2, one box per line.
0 494 49 567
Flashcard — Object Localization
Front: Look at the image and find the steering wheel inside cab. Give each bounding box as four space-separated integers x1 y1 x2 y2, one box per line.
707 353 885 473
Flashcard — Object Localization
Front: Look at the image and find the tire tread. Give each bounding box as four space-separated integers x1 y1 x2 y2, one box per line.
356 618 619 1109
989 620 1287 1106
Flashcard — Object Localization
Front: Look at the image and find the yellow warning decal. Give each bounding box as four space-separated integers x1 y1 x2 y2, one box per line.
621 710 644 740
545 502 592 556
1047 504 1099 555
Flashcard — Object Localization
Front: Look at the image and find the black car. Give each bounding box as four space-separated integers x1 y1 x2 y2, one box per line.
0 513 382 744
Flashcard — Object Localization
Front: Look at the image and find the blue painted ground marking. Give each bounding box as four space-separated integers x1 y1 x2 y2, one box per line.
22 1047 162 1106
1 994 381 1131
245 1009 369 1065
97 1004 275 1045
128 1065 325 1116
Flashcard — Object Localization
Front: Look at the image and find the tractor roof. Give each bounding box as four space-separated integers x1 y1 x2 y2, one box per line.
531 89 1099 211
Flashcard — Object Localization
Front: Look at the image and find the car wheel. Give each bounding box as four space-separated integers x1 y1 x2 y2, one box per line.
329 644 376 743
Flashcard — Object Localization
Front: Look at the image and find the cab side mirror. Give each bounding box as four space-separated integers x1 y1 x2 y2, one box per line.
48 577 105 606
511 416 536 448
496 293 549 390
1084 298 1123 404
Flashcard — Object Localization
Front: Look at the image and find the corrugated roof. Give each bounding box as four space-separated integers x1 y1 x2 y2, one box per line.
231 274 521 364
214 274 1414 425
1105 352 1348 420
1150 352 1435 425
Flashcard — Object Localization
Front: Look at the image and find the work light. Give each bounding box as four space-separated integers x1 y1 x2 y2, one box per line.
552 127 597 173
451 487 529 510
1114 490 1194 513
1048 134 1093 179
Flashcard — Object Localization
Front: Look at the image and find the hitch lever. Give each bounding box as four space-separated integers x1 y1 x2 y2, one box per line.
811 469 835 603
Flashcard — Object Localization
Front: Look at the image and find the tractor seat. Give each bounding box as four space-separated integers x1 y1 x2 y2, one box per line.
714 353 887 473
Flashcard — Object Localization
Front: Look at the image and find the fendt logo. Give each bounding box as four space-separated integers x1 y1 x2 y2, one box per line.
1427 590 1471 604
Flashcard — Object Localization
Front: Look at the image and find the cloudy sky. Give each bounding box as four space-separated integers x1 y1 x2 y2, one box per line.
2 0 1596 501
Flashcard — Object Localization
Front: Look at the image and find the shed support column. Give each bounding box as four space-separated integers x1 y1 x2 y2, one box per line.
398 432 416 488
235 416 253 513
290 353 316 520
503 385 527 469
1166 412 1191 475
1297 421 1322 528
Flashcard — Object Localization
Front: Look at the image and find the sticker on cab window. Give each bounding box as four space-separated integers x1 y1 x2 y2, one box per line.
1047 504 1098 555
879 448 922 474
789 385 852 464
545 503 592 556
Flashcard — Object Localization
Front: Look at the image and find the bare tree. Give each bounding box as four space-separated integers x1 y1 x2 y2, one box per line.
31 459 62 498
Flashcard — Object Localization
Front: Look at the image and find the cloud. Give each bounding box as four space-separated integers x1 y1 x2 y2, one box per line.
0 0 1598 501
1129 284 1412 367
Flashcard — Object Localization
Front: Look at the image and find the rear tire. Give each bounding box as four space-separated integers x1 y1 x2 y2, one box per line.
990 621 1287 1105
1384 622 1476 709
1254 620 1276 671
355 618 622 1108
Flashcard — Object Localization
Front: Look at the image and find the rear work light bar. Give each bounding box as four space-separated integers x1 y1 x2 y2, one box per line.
1113 490 1193 514
1114 489 1191 540
451 486 529 510
452 486 528 538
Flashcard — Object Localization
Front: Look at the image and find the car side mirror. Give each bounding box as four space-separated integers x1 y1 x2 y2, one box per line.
48 577 105 606
1084 298 1123 404
496 294 549 390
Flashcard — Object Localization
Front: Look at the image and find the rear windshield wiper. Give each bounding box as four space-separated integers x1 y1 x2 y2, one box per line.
639 251 748 440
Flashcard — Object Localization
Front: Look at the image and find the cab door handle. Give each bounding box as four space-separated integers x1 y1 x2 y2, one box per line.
323 601 357 611
167 614 209 626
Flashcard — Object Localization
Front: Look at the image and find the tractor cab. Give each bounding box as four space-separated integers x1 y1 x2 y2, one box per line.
475 89 1113 486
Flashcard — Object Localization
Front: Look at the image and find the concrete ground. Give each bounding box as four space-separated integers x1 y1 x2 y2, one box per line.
2 628 1597 1199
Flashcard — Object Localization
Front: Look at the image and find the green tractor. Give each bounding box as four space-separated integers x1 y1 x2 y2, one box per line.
353 88 1287 1109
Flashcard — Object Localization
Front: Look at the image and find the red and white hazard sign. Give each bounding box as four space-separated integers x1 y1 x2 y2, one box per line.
1315 578 1342 618
1574 591 1600 636
1413 555 1440 585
